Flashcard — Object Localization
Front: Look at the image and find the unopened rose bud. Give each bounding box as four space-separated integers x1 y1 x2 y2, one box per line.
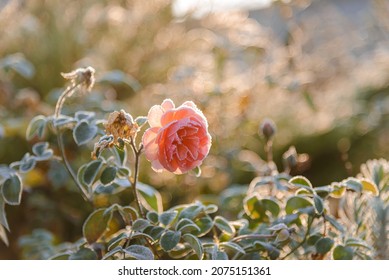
260 118 277 140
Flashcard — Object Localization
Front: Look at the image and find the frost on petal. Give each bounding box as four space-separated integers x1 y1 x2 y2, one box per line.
142 127 160 160
147 105 164 128
182 101 197 109
161 99 175 111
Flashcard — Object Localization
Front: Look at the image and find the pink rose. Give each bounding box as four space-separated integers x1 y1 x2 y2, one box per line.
142 99 212 174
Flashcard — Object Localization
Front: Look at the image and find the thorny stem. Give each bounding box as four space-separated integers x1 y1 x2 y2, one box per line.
55 83 90 201
129 137 145 219
281 216 314 260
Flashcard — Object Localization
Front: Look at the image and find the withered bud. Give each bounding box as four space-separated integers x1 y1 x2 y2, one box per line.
105 110 139 143
259 118 277 140
282 146 298 170
61 66 95 91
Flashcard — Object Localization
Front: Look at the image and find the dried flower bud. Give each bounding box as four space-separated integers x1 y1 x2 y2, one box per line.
91 135 114 159
61 66 95 91
260 118 277 140
105 110 139 143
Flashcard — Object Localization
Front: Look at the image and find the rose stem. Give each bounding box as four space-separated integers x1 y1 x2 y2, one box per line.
129 137 145 219
55 83 90 201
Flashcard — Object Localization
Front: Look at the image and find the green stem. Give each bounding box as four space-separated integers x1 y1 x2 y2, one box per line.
281 216 313 260
231 234 275 243
55 84 90 201
129 137 145 219
265 140 273 163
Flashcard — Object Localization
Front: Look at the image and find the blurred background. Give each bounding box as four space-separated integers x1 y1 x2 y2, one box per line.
1 0 389 259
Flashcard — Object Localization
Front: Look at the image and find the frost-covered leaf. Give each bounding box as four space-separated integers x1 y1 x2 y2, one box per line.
83 208 112 244
2 174 22 205
124 245 154 260
26 115 47 140
183 234 203 259
73 120 98 145
160 230 181 252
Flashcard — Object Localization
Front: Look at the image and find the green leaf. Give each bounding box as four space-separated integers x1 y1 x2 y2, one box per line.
0 195 10 231
107 232 129 251
134 116 148 128
53 116 76 127
75 111 96 122
313 195 324 215
83 208 112 244
69 247 98 260
2 174 22 205
26 115 46 140
324 214 345 233
0 53 34 78
268 223 288 232
315 237 334 254
146 211 159 224
19 154 36 173
214 216 235 235
143 225 164 240
289 176 313 191
160 230 181 252
285 196 313 215
212 246 228 260
194 216 213 237
132 219 150 232
330 183 346 198
244 195 280 222
73 120 98 145
32 142 53 161
183 234 203 259
219 242 245 255
307 233 322 246
50 253 71 260
205 204 218 214
193 166 202 177
137 183 163 212
83 160 103 186
333 245 353 260
100 166 117 185
314 186 331 198
345 238 371 250
342 178 362 192
103 246 123 260
124 245 154 260
117 167 130 177
120 206 138 222
176 218 201 234
178 204 204 220
275 229 290 243
360 179 379 196
159 211 178 226
254 241 280 259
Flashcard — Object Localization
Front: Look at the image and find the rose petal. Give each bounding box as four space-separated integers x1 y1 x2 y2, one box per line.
148 105 164 128
142 127 160 160
161 99 175 111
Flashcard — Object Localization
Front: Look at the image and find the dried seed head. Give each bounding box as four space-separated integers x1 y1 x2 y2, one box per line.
105 110 139 142
61 66 95 91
